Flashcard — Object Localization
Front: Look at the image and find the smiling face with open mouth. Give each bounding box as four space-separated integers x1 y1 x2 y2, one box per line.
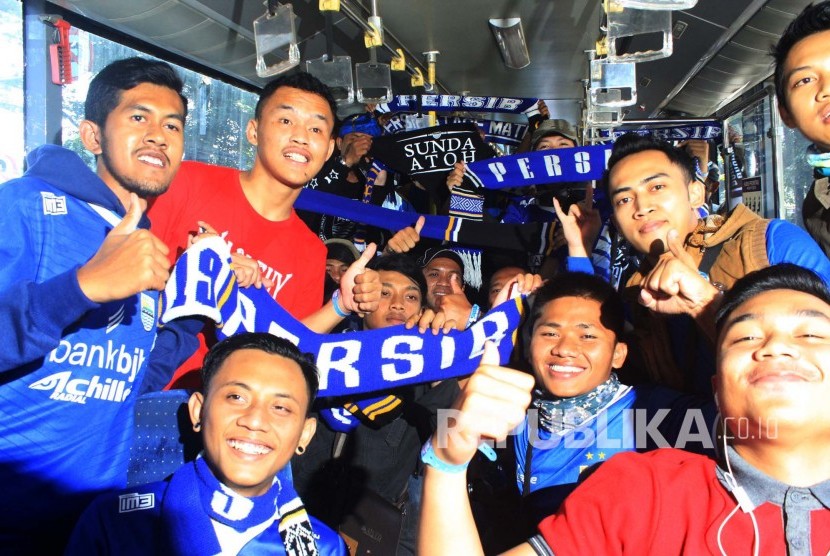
715 288 830 437
247 86 335 189
90 82 186 204
188 348 317 498
529 296 627 399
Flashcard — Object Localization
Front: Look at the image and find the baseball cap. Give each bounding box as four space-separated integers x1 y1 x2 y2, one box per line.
531 119 579 150
325 238 360 265
419 248 465 275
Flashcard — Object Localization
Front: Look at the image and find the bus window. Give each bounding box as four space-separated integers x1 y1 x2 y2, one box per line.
0 0 23 181
777 117 813 228
61 27 257 171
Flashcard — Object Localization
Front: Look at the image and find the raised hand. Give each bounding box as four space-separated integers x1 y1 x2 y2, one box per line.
384 216 425 255
553 182 601 258
78 192 170 303
338 243 381 316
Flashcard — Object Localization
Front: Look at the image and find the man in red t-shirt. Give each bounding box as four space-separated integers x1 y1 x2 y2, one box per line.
149 72 379 389
417 264 830 555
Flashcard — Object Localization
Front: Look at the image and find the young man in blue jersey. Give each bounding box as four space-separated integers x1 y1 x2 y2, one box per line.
0 57 187 553
773 1 830 257
67 333 347 556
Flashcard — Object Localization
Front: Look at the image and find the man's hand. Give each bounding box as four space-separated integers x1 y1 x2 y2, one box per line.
405 307 457 335
491 272 544 308
445 162 466 192
553 183 601 258
384 216 425 255
340 132 373 167
431 342 534 466
434 274 473 329
190 220 271 289
78 192 170 303
339 243 380 316
639 229 721 318
537 99 550 120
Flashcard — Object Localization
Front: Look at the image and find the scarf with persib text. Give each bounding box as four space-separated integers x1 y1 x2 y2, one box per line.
464 144 612 190
295 188 564 257
382 114 529 147
600 121 723 143
368 123 496 192
376 94 540 116
161 237 523 399
162 455 317 556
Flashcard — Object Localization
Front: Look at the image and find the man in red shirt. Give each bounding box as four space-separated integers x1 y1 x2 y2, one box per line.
418 263 830 555
149 72 379 389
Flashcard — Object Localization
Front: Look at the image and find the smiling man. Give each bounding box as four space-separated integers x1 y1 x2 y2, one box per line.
604 133 830 393
0 57 187 553
67 333 346 555
773 1 830 257
418 264 830 555
149 72 379 390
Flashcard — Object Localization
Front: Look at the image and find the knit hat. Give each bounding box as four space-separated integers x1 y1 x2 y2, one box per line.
531 119 579 150
325 238 360 265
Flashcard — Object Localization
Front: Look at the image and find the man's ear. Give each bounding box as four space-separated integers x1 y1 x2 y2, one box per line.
688 177 706 210
778 101 796 129
611 341 628 369
187 392 205 433
326 137 335 161
246 119 259 146
298 417 317 452
79 120 103 155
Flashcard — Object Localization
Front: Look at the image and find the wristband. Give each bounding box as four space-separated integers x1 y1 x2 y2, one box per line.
465 304 481 329
420 439 469 474
331 289 352 318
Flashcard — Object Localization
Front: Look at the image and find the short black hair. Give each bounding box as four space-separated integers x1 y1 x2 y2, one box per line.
200 333 319 415
254 71 339 133
716 264 830 334
367 253 428 307
85 57 187 127
522 272 625 348
602 133 695 196
772 2 830 109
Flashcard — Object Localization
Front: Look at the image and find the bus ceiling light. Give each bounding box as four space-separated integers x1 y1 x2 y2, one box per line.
489 18 530 69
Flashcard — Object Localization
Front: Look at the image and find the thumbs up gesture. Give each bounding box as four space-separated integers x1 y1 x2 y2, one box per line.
77 193 171 303
431 342 535 467
338 243 381 316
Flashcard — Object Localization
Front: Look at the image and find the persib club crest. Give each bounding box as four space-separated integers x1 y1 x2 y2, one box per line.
140 293 156 332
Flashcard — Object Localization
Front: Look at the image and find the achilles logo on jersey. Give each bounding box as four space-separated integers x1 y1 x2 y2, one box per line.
29 371 131 404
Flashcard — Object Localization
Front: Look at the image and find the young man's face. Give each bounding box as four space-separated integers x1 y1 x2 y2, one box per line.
247 86 335 188
488 266 524 309
363 270 424 330
715 288 830 438
423 257 464 309
608 149 704 258
188 348 316 498
86 82 185 202
325 259 349 285
534 134 575 151
779 29 830 151
529 296 627 398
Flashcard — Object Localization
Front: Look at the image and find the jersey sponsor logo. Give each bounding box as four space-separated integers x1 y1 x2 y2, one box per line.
47 339 146 383
29 371 131 404
41 191 68 215
139 293 155 332
119 493 155 513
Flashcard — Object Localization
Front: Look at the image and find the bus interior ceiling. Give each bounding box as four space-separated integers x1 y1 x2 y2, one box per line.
48 0 813 123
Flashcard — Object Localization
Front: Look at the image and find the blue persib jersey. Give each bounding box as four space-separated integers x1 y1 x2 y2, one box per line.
0 146 158 553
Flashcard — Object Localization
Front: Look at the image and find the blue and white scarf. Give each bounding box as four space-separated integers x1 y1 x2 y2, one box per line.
533 373 627 435
162 455 316 555
376 94 540 115
161 237 524 399
600 121 722 143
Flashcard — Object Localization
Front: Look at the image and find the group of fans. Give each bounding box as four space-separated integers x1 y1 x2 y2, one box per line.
3 2 830 555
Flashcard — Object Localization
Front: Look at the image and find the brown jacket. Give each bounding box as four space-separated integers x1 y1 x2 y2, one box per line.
623 204 769 390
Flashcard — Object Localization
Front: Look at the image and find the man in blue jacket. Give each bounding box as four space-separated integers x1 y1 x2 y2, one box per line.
0 57 187 553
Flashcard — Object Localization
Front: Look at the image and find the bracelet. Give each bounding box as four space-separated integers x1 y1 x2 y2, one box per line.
465 304 481 329
331 289 352 318
420 439 469 474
